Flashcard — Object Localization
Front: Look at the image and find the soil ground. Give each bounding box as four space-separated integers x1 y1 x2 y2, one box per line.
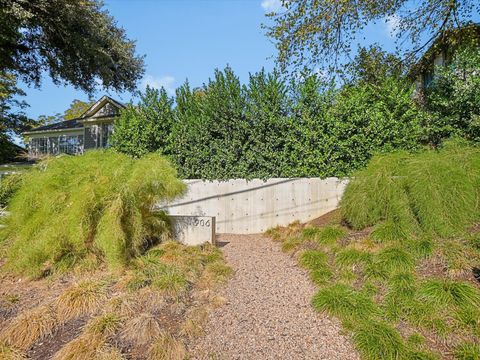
188 233 359 360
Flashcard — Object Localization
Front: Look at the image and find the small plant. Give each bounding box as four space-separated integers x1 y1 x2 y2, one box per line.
418 279 480 309
151 267 189 298
302 225 346 245
121 313 162 346
85 313 123 337
56 281 107 321
148 332 186 360
0 343 26 360
352 321 406 360
0 305 57 350
52 333 105 360
298 250 328 270
312 284 379 322
335 248 372 267
375 247 414 275
454 342 480 360
181 306 209 338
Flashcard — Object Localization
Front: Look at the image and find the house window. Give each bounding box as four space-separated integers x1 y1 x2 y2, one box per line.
59 135 81 154
35 138 48 155
101 123 113 148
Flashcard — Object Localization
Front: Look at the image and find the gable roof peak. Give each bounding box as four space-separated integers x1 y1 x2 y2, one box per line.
80 95 125 119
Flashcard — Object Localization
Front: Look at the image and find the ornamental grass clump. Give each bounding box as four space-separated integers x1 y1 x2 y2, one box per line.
0 151 185 277
341 140 480 241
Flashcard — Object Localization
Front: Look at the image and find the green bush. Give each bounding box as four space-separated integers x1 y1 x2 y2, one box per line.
112 66 422 180
0 151 185 277
423 45 480 146
341 141 480 239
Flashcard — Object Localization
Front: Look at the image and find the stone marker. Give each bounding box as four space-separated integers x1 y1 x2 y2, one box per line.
169 215 216 246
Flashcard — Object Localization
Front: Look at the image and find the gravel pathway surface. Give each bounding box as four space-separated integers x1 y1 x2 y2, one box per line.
189 234 359 360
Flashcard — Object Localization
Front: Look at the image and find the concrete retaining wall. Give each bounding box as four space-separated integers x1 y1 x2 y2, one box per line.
159 178 347 234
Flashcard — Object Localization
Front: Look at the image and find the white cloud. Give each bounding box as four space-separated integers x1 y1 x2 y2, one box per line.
385 15 400 38
261 0 283 12
141 74 176 96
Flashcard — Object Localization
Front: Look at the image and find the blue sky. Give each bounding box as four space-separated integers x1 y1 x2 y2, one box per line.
19 0 400 120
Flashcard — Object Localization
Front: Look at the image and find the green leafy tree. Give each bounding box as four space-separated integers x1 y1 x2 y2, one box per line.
243 69 291 178
265 0 479 75
422 45 480 145
0 0 144 93
0 71 36 162
346 45 406 85
327 76 422 175
64 99 95 120
286 74 336 177
172 67 249 179
111 87 174 158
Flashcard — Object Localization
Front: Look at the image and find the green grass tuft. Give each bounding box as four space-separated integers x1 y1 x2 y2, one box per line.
352 320 406 360
0 151 185 277
335 248 372 267
454 342 480 360
312 284 379 322
299 250 328 270
375 247 414 275
341 144 480 240
418 279 480 309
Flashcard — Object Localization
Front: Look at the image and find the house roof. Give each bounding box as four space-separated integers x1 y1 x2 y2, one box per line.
81 95 125 118
24 96 124 135
408 23 480 79
23 118 84 134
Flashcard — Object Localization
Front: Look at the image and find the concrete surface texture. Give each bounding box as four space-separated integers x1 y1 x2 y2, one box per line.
160 178 347 234
169 215 216 245
188 234 359 360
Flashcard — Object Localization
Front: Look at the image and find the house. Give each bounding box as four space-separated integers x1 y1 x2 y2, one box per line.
410 24 480 92
24 96 124 157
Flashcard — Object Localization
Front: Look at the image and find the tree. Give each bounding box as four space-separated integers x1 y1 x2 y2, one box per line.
265 0 479 75
0 72 34 136
0 71 37 162
422 45 480 145
346 45 405 85
0 0 144 93
111 87 174 158
64 100 95 120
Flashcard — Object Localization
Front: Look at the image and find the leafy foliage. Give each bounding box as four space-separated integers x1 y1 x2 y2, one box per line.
113 66 422 179
422 45 480 146
0 0 144 93
0 151 185 277
111 87 174 158
264 0 479 75
63 100 95 120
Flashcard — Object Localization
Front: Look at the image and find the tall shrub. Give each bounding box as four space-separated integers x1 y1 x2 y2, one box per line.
0 151 185 277
341 140 480 240
243 69 291 178
111 86 174 157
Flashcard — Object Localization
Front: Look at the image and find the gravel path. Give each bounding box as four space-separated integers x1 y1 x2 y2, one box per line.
190 234 359 360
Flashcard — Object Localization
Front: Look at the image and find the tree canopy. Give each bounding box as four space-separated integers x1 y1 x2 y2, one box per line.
0 0 145 93
265 0 479 75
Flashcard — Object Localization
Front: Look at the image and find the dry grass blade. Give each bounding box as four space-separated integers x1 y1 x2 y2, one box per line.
0 305 57 350
0 343 26 360
94 345 125 360
52 333 104 360
180 306 209 338
121 313 162 346
56 280 106 321
85 313 123 337
148 332 186 360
